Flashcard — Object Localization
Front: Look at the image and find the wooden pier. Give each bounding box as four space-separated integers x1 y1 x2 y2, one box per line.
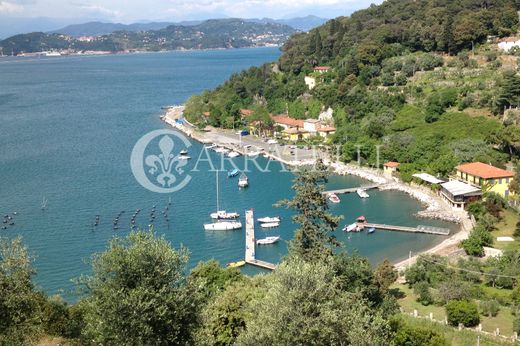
245 209 277 270
323 184 381 195
364 223 450 236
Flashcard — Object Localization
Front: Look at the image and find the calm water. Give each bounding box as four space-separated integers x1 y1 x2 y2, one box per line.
0 49 455 300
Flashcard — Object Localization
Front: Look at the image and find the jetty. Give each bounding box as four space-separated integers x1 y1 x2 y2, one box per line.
245 209 277 270
363 223 450 236
323 184 381 195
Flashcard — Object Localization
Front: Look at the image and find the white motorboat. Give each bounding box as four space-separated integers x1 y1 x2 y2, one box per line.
214 147 230 154
260 222 280 228
179 150 188 155
227 151 241 158
343 223 358 232
328 193 340 203
238 173 249 188
357 189 369 198
204 144 217 149
246 151 261 157
209 171 239 220
257 236 280 245
257 216 280 223
178 155 191 160
204 221 242 231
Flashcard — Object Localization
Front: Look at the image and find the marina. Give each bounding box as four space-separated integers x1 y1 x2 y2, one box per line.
245 209 277 270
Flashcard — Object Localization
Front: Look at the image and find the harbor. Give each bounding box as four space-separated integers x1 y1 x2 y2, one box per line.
245 209 277 270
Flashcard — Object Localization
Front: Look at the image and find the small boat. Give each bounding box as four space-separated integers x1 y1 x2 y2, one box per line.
367 227 376 234
343 223 358 232
357 189 369 198
227 151 240 158
246 151 261 157
178 155 191 160
204 144 216 149
227 260 246 268
356 216 367 223
179 150 188 155
238 173 249 188
204 221 242 231
257 236 280 245
228 169 240 178
257 216 280 223
328 193 340 204
260 222 280 228
214 147 230 154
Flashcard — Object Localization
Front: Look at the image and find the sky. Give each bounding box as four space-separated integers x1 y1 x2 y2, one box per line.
0 0 382 22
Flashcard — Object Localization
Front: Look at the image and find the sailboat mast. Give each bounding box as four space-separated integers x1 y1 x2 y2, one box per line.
216 170 219 211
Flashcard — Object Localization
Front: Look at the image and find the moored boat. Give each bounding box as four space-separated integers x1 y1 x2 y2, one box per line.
238 173 249 188
343 223 358 232
227 260 246 268
204 221 242 231
228 169 240 178
257 236 280 245
260 222 280 228
328 193 340 203
367 227 376 234
227 151 240 158
178 155 191 160
179 150 188 155
257 216 280 223
357 188 369 198
211 210 240 219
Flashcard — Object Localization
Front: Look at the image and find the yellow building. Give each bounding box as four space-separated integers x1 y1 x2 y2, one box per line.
383 161 400 176
282 127 310 141
455 162 515 198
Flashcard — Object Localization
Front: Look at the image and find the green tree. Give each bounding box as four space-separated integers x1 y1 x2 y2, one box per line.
188 260 243 299
277 159 341 261
79 230 199 345
445 300 480 327
0 236 43 345
374 259 398 292
392 320 448 346
235 259 391 345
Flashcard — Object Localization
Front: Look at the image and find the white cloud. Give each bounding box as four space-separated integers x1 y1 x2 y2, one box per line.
79 4 121 18
0 1 24 13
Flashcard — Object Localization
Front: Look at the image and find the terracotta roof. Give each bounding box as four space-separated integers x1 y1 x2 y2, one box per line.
271 115 304 127
317 126 336 132
499 37 520 43
314 66 330 71
240 109 254 117
456 162 514 179
304 119 320 123
384 161 400 168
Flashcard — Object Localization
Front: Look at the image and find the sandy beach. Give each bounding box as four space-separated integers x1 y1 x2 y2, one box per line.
161 106 473 268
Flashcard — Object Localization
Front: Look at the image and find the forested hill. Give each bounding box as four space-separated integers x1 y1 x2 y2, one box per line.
0 19 296 54
184 0 520 180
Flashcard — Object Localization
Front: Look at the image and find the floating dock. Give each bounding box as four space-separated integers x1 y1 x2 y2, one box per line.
323 184 381 195
363 223 450 236
245 209 277 270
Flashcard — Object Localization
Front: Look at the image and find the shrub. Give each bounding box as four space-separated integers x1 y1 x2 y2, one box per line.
514 317 520 334
445 300 480 327
393 322 448 346
480 299 500 317
414 281 434 306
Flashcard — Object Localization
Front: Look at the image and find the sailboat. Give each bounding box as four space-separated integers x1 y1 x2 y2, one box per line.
238 172 249 188
208 171 240 221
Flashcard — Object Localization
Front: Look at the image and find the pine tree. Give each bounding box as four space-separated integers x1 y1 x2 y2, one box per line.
277 159 341 261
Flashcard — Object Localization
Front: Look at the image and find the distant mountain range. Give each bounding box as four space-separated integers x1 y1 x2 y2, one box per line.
49 15 327 37
0 19 298 55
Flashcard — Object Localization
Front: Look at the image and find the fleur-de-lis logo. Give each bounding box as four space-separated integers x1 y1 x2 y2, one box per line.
131 129 192 193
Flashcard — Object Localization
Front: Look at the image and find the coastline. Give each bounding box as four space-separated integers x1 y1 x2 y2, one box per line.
161 106 472 270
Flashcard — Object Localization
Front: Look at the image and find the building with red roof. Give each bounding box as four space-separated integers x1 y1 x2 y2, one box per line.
455 162 514 198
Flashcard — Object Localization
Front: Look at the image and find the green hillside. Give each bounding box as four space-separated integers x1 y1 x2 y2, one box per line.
184 0 520 180
0 19 296 54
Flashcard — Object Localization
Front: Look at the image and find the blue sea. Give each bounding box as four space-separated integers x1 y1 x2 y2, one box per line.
0 48 455 300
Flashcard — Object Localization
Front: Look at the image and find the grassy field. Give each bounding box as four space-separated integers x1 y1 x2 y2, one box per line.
391 283 516 338
400 316 513 346
493 208 520 251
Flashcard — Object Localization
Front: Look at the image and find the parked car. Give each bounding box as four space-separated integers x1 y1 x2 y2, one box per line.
267 139 278 144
